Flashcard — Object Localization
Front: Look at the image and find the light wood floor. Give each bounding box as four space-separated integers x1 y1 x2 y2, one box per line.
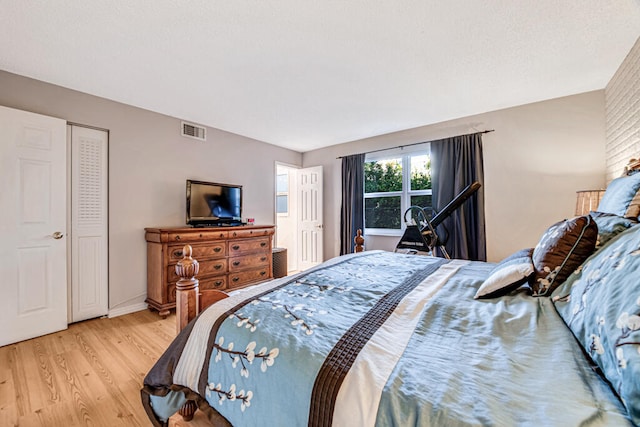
0 309 212 427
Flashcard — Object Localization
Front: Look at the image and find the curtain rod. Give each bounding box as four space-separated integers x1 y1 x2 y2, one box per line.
335 129 494 159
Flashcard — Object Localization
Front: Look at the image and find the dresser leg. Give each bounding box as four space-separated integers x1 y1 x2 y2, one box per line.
158 309 170 319
179 400 197 421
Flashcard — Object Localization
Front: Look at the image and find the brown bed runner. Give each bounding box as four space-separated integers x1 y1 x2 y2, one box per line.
308 258 448 427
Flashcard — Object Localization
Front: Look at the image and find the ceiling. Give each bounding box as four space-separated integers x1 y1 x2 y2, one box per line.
1 1 639 152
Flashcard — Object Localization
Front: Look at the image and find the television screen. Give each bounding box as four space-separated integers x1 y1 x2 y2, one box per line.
186 180 242 226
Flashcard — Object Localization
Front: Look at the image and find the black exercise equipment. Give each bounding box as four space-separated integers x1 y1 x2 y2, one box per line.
395 181 481 259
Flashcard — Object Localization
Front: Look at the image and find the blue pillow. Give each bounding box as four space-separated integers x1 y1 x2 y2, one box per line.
552 225 640 425
590 211 639 248
597 173 640 218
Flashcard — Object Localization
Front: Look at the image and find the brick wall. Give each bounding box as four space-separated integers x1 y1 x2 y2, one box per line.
605 37 640 182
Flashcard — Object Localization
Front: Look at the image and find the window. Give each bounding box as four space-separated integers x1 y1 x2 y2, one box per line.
276 173 289 215
364 150 431 235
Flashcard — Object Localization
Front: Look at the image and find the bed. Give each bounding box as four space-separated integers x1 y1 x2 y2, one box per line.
141 160 640 427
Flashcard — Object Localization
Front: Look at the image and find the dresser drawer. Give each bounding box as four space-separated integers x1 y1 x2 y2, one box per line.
228 238 270 255
228 268 270 288
168 258 227 282
200 276 227 291
229 253 270 272
167 283 176 303
169 243 226 261
229 228 274 239
168 230 229 243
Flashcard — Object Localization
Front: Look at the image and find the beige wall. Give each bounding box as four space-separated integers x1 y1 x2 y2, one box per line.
302 91 606 262
606 36 640 181
0 70 302 315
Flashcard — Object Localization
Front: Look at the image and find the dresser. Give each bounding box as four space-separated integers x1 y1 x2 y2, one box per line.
145 225 275 317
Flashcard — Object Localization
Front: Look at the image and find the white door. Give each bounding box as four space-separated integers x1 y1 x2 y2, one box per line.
0 106 68 346
70 125 109 322
298 166 323 270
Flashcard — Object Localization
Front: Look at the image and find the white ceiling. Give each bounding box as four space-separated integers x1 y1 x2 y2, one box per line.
1 1 639 152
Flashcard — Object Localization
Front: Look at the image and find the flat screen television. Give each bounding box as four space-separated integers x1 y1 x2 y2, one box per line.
186 180 243 227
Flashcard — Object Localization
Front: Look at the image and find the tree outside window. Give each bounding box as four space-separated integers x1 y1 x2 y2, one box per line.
364 151 431 234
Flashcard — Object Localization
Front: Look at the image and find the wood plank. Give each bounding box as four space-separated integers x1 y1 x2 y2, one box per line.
0 309 219 427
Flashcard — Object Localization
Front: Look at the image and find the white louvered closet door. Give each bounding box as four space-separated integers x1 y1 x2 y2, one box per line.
70 125 109 322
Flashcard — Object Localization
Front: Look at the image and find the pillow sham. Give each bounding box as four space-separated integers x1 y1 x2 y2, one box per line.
597 172 640 218
474 248 533 299
530 215 597 296
552 225 640 425
590 211 639 248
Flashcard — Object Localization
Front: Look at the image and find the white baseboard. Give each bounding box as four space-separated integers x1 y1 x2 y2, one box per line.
108 302 148 318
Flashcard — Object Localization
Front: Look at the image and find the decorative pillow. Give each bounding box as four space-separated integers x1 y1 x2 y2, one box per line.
597 172 640 218
590 211 639 248
530 215 597 296
474 248 533 299
552 225 640 425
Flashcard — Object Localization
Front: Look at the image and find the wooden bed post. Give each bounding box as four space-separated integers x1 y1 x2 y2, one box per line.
354 229 364 252
175 245 200 335
174 244 228 422
174 245 200 422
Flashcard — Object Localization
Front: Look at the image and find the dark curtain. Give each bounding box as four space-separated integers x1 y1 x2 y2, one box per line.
340 153 365 255
431 133 486 261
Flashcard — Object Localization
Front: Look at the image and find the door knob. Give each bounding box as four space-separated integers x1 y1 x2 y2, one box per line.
52 231 64 240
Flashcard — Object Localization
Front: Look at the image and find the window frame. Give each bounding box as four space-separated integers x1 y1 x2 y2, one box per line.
276 172 289 216
363 148 431 237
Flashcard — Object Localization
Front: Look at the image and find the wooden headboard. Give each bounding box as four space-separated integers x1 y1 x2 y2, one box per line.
624 158 640 175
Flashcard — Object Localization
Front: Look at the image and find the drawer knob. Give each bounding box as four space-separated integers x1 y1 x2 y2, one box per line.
232 277 240 282
214 280 223 286
175 235 181 241
173 250 183 257
214 247 222 253
232 245 240 250
260 271 266 276
233 261 241 266
260 257 267 262
214 264 222 270
199 233 203 237
260 242 266 247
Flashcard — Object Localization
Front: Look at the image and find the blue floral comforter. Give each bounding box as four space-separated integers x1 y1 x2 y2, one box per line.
142 251 632 426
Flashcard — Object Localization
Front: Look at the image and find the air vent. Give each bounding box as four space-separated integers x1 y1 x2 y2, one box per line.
181 121 206 141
